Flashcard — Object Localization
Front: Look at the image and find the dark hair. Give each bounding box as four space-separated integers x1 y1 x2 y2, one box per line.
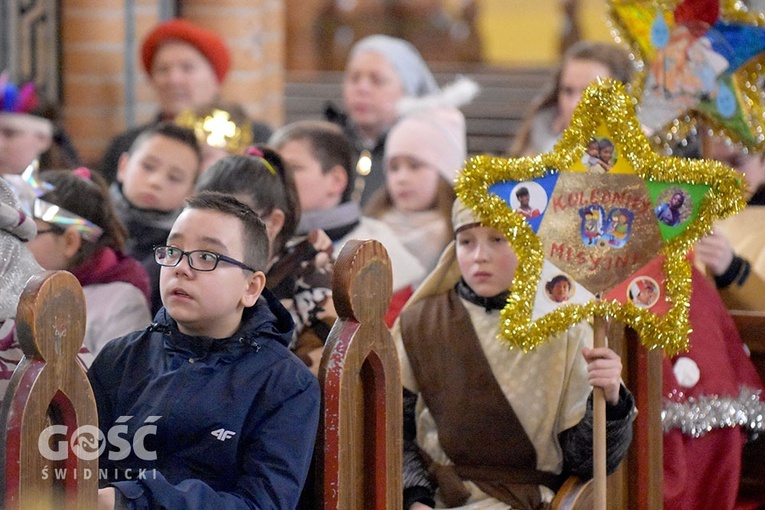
38 169 127 268
195 147 300 257
598 138 614 151
515 186 529 198
545 274 571 294
510 41 633 157
129 122 202 167
269 120 355 203
185 191 269 272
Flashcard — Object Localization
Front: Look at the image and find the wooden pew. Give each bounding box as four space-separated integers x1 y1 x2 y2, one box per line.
0 270 97 509
730 310 765 382
608 323 664 510
317 239 402 509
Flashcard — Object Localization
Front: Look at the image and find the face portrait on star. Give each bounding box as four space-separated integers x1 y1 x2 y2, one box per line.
510 181 547 220
628 276 660 309
654 188 690 227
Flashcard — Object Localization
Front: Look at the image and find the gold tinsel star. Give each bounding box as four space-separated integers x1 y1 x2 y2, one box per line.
456 79 745 355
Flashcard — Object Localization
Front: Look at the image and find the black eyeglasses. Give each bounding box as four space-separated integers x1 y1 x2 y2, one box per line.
153 245 256 273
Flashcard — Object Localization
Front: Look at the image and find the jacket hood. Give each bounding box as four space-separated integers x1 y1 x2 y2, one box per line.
150 288 295 357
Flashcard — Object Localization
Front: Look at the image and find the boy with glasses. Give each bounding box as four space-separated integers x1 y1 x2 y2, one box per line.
88 191 319 510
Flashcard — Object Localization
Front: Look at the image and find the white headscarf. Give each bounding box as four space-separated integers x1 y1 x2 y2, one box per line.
349 35 439 97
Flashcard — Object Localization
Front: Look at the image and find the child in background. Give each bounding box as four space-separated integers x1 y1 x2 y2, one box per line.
396 200 635 509
196 149 336 372
90 191 319 509
0 77 80 175
0 177 42 401
25 169 151 360
110 122 201 314
269 119 425 325
365 106 464 276
661 268 765 510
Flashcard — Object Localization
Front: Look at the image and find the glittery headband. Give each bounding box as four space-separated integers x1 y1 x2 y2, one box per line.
5 160 104 242
33 198 104 242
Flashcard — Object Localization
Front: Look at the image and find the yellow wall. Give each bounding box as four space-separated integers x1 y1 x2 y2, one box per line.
478 0 613 66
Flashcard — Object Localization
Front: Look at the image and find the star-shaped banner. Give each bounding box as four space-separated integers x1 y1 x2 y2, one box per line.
608 0 765 150
456 79 745 355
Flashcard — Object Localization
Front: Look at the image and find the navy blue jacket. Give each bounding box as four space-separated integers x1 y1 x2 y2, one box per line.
88 289 320 509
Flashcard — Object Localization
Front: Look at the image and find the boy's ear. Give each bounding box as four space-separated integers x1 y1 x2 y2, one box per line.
327 164 348 196
61 227 83 259
116 153 129 183
241 271 267 308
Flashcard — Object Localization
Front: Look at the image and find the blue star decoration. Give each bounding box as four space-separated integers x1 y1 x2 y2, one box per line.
608 0 765 149
455 79 745 355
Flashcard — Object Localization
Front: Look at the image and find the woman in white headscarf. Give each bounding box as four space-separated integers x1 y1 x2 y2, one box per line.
325 35 440 206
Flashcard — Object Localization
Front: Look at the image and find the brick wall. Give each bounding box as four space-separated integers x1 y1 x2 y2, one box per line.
60 0 284 166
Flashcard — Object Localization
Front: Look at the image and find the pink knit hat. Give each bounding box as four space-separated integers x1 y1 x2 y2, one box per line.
384 107 467 186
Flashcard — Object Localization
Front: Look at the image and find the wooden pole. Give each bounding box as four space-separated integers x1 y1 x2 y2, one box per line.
593 315 608 510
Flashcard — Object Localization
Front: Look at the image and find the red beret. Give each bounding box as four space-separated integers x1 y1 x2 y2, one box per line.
141 19 230 83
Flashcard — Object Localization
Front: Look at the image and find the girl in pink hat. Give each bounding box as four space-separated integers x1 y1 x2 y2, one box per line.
365 105 469 280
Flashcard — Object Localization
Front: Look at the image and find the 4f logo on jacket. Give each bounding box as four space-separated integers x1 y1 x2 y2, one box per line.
211 428 236 441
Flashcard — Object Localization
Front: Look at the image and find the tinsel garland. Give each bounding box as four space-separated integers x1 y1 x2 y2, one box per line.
662 387 765 439
455 79 745 355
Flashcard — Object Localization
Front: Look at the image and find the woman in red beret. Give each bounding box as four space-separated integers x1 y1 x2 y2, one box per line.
97 18 272 184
